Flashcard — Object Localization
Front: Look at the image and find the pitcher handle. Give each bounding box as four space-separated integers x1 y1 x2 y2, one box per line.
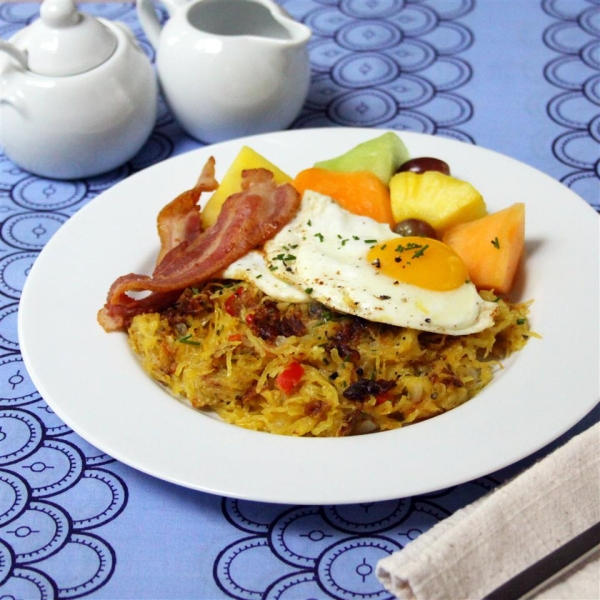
136 0 187 48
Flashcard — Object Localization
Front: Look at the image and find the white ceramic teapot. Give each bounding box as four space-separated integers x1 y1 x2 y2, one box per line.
0 0 158 179
137 0 311 143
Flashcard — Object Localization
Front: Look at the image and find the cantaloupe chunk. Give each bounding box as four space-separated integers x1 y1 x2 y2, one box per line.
293 167 394 225
201 146 291 229
442 203 525 295
390 171 487 234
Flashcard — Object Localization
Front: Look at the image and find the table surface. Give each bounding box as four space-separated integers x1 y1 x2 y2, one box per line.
0 1 598 598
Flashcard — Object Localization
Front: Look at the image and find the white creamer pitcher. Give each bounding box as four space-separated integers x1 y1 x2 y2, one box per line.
137 0 311 143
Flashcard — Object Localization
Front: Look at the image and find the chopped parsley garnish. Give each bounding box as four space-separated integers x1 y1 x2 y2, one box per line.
412 244 429 258
517 318 526 325
395 241 423 253
305 287 313 294
314 233 324 242
491 237 500 249
275 253 296 262
364 239 378 244
178 334 201 346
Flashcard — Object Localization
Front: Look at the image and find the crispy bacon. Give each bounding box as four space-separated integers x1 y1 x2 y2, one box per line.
98 165 300 332
155 157 218 266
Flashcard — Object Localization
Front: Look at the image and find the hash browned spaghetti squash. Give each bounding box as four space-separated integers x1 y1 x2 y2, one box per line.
128 281 533 437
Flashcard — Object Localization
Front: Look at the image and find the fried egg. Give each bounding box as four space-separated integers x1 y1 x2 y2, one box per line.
222 249 310 303
223 190 497 335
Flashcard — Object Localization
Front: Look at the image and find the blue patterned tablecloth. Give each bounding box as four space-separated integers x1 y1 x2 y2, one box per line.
0 1 598 598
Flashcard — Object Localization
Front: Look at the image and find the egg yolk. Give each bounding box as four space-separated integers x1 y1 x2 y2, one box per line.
367 236 469 291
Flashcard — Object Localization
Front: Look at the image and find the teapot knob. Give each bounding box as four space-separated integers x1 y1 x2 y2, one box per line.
41 0 80 29
24 0 118 76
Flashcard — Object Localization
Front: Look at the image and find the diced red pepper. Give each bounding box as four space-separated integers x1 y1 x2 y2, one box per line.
375 391 392 405
276 362 305 394
228 333 243 342
224 286 244 316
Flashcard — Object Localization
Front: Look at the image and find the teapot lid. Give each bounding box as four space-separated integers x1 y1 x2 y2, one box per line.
25 0 117 76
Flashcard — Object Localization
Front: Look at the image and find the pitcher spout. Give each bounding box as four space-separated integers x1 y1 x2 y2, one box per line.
274 14 311 46
263 1 311 45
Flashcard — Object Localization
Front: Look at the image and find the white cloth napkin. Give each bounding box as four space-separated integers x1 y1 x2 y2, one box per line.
376 421 600 600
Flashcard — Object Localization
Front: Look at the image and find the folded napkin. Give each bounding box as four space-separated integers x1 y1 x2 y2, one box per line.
377 421 600 600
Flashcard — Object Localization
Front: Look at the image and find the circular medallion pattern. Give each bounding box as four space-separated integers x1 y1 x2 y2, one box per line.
337 21 403 51
323 500 411 533
390 4 437 37
0 2 38 23
1 213 68 251
3 500 70 563
11 179 87 212
0 252 37 298
329 89 398 125
55 469 127 529
306 7 353 36
264 572 323 600
332 53 400 88
391 39 436 72
543 0 600 209
0 303 19 352
0 567 57 600
317 537 402 599
342 0 405 20
309 38 353 72
0 157 30 193
0 537 13 586
50 533 116 598
15 439 84 498
0 470 29 527
295 0 478 144
0 409 44 465
129 132 175 172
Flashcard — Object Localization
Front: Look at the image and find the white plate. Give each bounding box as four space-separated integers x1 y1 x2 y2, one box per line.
19 128 599 505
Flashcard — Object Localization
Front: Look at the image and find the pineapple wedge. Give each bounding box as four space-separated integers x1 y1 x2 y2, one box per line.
390 171 487 234
201 146 291 229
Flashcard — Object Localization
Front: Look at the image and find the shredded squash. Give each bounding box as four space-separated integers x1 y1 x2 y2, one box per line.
128 282 533 437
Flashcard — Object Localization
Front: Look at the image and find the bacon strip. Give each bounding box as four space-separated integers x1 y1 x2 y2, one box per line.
155 157 218 266
98 167 300 332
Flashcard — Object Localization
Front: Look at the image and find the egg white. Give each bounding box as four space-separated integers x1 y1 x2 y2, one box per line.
222 249 310 303
223 191 497 335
